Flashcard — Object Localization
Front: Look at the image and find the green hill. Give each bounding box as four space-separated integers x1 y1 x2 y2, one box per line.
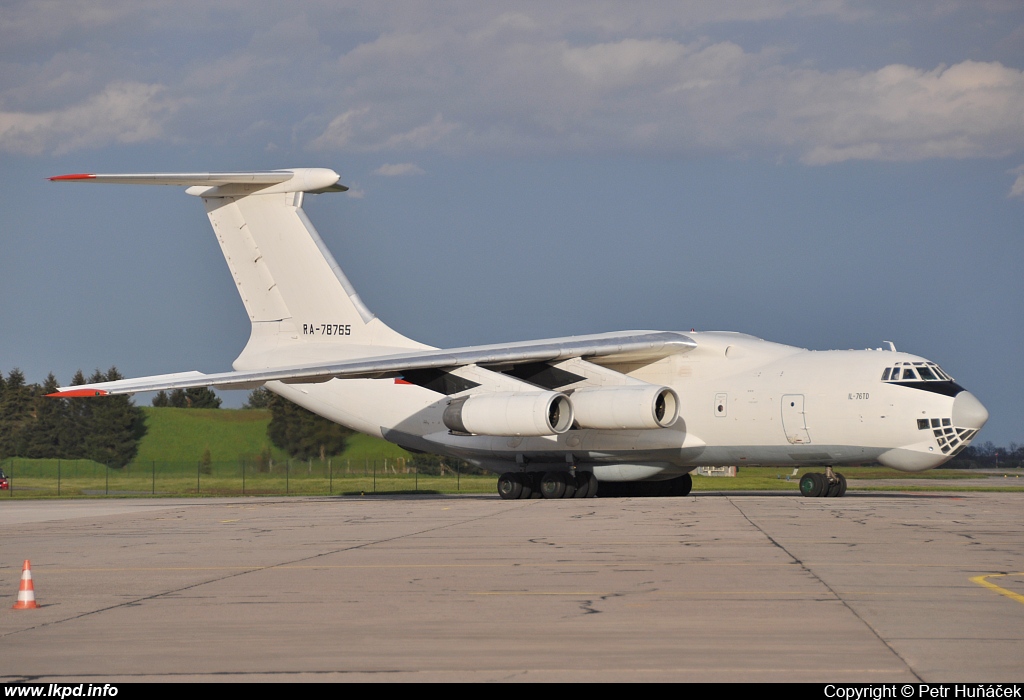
134 407 411 465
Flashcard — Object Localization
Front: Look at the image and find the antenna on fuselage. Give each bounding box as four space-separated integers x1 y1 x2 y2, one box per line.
884 341 897 352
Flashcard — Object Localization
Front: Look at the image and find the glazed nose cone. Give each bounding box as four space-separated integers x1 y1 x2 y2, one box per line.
952 391 989 430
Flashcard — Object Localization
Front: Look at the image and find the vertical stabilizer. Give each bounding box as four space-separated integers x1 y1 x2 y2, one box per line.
51 168 428 370
199 191 428 370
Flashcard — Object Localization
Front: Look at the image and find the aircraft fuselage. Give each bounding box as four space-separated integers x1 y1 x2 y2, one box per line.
269 330 987 480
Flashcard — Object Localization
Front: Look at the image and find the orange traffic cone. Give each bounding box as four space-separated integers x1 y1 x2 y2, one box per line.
12 560 39 609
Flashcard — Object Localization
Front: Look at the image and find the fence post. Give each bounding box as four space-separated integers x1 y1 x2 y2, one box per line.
329 458 333 494
415 466 418 492
105 465 109 496
152 461 156 495
373 459 376 493
197 461 200 495
286 459 290 495
242 458 246 496
57 459 61 497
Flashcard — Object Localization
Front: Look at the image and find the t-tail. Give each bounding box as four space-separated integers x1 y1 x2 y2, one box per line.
51 169 428 371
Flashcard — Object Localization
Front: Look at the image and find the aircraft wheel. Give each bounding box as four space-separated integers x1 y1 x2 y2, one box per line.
526 472 544 498
814 473 831 497
799 473 819 497
835 473 847 497
540 472 567 499
671 473 693 497
562 473 578 498
825 479 839 497
519 473 534 499
635 480 662 497
574 472 597 498
497 472 523 500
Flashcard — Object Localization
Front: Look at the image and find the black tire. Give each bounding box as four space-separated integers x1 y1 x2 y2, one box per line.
669 473 693 497
812 473 829 497
519 473 534 499
836 473 847 497
527 472 544 498
570 472 588 498
574 472 598 498
497 472 523 500
562 473 578 498
540 471 567 499
799 473 818 497
825 477 841 497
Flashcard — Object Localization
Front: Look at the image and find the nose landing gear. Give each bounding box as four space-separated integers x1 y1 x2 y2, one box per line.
799 468 847 497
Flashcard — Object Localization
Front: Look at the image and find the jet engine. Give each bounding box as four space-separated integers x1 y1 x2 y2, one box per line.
570 385 679 430
443 392 574 436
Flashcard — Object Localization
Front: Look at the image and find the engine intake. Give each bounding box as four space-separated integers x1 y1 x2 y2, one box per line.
443 392 573 436
571 385 679 430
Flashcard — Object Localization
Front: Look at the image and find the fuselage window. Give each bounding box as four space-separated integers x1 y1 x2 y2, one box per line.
902 368 918 380
917 366 937 381
881 368 891 380
891 368 901 380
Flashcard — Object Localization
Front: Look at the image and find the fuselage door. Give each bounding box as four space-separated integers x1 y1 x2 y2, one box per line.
782 394 811 444
714 392 728 417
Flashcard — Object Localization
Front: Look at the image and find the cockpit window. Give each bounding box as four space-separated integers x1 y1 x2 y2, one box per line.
882 362 954 383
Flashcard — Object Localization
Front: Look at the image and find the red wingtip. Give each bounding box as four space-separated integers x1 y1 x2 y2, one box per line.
49 173 96 181
49 389 108 398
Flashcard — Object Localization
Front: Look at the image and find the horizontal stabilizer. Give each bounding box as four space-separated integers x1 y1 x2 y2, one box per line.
50 169 348 195
48 331 696 397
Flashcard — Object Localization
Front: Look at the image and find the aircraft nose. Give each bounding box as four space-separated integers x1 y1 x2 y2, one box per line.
952 391 989 430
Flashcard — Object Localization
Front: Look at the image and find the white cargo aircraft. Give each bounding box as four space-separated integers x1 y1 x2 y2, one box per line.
49 168 989 499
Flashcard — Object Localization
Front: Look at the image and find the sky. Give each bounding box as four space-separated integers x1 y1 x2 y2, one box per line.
0 1 1022 446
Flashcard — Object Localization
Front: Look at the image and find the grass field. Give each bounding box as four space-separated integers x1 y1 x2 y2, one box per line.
136 407 289 464
1 460 1021 499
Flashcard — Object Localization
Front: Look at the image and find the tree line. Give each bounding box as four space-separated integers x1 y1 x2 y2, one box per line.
0 368 146 468
0 369 352 468
946 442 1024 470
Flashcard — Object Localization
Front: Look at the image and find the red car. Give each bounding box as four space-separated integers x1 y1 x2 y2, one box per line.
0 470 8 490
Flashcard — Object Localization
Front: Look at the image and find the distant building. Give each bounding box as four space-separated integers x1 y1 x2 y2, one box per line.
695 466 737 477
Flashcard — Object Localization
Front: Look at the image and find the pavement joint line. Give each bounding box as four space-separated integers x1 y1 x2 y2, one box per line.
0 500 530 639
724 495 924 683
0 666 910 682
969 572 1024 605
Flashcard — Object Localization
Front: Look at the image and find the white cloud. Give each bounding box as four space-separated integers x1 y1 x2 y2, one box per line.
791 61 1024 164
2 4 1023 165
374 163 425 176
1008 166 1024 200
0 81 181 155
308 107 371 151
303 26 1024 164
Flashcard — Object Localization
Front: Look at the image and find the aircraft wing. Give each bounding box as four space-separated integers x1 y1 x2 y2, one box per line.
50 331 696 397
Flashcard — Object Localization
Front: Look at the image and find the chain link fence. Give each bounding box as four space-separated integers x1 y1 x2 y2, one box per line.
0 457 495 498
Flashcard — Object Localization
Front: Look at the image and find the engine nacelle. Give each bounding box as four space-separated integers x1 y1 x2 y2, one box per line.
570 385 679 430
443 392 574 436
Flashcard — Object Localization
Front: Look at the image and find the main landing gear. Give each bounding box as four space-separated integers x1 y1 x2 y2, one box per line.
497 472 694 499
799 467 847 498
497 471 598 500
